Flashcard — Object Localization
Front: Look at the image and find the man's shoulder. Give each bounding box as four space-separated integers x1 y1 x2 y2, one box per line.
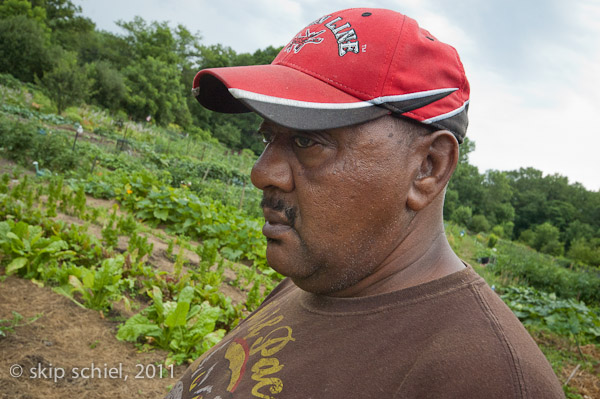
393 273 565 398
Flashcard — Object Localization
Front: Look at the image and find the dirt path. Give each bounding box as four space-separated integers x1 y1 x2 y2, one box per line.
0 277 187 399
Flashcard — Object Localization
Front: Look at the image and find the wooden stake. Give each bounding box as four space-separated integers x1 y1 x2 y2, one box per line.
238 180 246 210
90 155 99 174
564 364 580 386
202 166 211 182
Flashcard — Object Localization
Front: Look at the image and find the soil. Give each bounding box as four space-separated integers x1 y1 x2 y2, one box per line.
0 277 187 399
533 330 600 398
559 356 600 399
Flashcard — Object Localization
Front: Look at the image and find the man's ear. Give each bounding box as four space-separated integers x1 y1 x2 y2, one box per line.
407 130 459 212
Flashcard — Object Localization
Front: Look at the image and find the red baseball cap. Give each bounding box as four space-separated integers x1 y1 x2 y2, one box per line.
192 8 470 142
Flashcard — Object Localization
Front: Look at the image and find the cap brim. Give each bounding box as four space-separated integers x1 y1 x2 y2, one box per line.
193 65 389 131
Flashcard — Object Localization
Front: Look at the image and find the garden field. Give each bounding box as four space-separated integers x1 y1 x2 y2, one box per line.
0 80 599 398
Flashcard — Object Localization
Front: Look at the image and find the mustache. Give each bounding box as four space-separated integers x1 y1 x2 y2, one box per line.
260 196 297 227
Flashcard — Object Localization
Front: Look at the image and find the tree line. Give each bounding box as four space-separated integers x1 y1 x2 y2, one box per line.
446 141 600 265
1 0 599 266
0 0 278 153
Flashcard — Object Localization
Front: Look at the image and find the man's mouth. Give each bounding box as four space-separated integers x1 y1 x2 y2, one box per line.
262 208 293 240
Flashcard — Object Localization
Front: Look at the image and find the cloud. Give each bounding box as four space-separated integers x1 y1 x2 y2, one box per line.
468 65 600 190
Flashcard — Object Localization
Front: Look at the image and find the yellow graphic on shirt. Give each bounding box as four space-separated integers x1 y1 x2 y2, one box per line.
187 301 295 399
224 338 249 392
249 326 295 357
251 357 284 398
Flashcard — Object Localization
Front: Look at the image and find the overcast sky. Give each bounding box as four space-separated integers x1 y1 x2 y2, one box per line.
74 0 600 191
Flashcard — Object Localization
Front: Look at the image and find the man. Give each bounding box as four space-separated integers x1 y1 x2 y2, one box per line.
168 8 564 399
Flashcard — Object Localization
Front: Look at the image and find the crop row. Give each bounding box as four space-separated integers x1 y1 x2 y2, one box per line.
0 173 274 364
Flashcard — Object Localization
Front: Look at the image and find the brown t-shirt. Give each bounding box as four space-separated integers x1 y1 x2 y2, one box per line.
167 265 564 398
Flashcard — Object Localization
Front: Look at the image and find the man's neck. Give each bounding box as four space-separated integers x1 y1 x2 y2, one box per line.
326 219 465 298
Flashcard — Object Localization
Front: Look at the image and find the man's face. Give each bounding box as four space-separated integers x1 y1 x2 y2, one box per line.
251 116 420 295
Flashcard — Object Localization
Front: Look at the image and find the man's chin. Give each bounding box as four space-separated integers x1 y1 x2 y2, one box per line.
265 239 319 281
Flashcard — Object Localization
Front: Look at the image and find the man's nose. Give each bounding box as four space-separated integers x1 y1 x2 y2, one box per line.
250 143 294 193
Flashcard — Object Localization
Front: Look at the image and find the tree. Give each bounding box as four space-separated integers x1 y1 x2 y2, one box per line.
532 222 563 257
546 200 576 232
88 61 126 111
480 170 515 226
506 167 548 236
212 122 241 148
493 221 514 239
519 229 535 247
564 220 594 248
117 17 201 68
197 44 238 69
0 0 47 22
40 52 90 114
250 46 282 65
0 15 53 82
122 56 191 126
448 163 484 212
35 0 95 51
173 24 202 69
77 30 132 69
457 137 475 165
443 188 459 221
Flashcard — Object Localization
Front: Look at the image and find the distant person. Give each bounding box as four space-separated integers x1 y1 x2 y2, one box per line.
167 8 564 398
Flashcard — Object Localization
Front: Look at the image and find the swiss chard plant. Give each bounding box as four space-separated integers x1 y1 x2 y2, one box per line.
61 256 128 311
117 285 226 364
0 220 75 279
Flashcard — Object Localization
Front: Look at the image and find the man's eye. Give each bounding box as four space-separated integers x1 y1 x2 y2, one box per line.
293 136 316 148
261 132 274 144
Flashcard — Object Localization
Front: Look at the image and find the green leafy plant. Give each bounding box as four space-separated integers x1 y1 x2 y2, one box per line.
491 241 600 304
0 220 75 279
245 277 262 312
51 221 104 268
127 232 154 261
74 184 87 216
101 204 120 249
502 285 600 345
60 256 127 311
193 281 243 330
117 213 138 235
117 285 225 364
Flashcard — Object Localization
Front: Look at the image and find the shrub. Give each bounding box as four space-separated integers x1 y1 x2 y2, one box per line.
451 205 472 227
0 116 79 172
490 240 600 304
470 214 491 233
